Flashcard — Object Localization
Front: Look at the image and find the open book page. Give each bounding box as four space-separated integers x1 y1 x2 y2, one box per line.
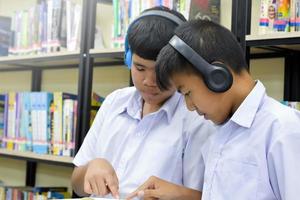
62 198 128 200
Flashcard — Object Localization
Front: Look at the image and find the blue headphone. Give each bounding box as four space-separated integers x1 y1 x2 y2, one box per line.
124 9 185 68
169 35 233 93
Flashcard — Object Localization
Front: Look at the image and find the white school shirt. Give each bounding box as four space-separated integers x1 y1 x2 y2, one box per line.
201 81 300 200
73 87 215 197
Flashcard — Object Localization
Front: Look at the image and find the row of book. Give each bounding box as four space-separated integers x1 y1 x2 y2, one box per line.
0 91 104 157
0 186 70 200
112 0 220 48
1 0 221 55
281 101 300 110
259 0 300 34
0 0 82 57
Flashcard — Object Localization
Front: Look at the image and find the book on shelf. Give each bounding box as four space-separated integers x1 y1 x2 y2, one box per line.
64 198 125 200
0 94 6 147
31 92 53 154
281 100 300 110
112 0 221 47
0 91 105 157
0 16 11 57
259 0 300 34
290 0 300 31
51 92 77 156
90 92 105 126
188 0 220 22
0 186 70 200
8 0 82 56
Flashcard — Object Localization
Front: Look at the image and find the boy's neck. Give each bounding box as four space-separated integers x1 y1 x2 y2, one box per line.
230 71 256 114
142 101 163 118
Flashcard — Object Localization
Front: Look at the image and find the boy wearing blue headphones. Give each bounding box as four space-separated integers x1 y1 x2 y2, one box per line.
71 7 215 199
128 19 300 200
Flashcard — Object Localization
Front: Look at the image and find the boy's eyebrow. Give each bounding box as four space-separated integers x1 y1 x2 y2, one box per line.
177 85 183 93
133 61 147 68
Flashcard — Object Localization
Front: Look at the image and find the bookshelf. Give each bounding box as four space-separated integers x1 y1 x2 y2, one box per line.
246 33 300 50
0 0 128 191
0 149 73 166
0 49 124 70
233 0 300 101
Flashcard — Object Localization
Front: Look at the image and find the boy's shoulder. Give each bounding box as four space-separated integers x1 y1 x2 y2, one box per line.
105 87 137 105
261 96 300 131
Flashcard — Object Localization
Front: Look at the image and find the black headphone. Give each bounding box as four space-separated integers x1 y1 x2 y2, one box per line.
124 10 185 68
169 35 233 93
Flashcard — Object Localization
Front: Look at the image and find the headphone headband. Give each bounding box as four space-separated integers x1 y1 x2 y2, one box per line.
169 35 211 78
134 10 184 26
124 9 185 68
168 35 233 93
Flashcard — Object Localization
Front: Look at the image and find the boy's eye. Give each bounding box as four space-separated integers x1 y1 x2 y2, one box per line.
184 91 191 97
135 65 145 71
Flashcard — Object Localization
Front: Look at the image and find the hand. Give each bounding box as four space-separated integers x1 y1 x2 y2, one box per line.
126 176 201 200
84 158 119 198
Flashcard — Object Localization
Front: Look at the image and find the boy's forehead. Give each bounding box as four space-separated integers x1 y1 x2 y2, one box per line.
132 54 155 67
172 73 190 87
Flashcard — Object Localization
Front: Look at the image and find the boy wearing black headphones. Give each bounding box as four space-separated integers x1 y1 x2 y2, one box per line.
128 19 300 200
71 7 215 199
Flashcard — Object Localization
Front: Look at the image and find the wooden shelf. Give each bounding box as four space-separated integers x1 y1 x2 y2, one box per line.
97 0 113 4
0 51 81 70
90 48 124 67
246 32 300 41
0 49 125 70
246 33 300 47
90 48 124 57
0 148 73 166
246 33 300 58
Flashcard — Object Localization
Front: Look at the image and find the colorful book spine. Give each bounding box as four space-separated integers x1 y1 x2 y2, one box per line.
6 92 17 150
276 0 290 32
290 0 296 31
282 101 300 110
295 0 300 31
259 0 277 34
0 94 6 146
2 94 8 148
52 92 76 156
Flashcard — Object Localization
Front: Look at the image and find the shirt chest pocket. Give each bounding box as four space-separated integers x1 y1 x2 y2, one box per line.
136 141 181 179
212 159 259 200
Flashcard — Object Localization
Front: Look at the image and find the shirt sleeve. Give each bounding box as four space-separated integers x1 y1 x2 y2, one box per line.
72 90 118 167
182 113 216 191
267 129 300 200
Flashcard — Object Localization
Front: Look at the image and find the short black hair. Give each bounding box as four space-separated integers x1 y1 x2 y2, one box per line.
128 6 187 60
156 19 248 90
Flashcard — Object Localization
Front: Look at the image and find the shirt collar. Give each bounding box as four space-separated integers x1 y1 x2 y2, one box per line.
159 92 181 123
116 88 142 120
117 88 181 123
230 80 266 128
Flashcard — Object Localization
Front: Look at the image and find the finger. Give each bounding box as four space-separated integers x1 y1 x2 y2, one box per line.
89 178 100 196
136 191 157 200
143 189 161 199
96 178 108 196
83 180 93 194
126 177 157 199
105 174 119 198
126 191 138 200
126 190 144 200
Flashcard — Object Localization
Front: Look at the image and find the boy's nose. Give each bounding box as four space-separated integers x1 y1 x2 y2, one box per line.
184 96 196 111
143 73 157 87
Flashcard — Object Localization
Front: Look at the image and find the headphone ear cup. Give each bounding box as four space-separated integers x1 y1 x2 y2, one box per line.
125 49 132 68
205 63 233 93
124 34 132 69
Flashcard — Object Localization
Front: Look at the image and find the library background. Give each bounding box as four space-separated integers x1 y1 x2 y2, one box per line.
0 0 299 199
